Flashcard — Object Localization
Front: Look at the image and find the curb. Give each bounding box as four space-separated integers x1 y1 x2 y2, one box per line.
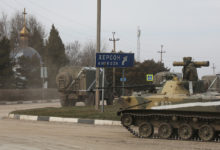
0 99 60 105
8 114 121 126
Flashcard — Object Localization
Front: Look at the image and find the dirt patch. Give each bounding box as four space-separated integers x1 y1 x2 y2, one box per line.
0 88 59 101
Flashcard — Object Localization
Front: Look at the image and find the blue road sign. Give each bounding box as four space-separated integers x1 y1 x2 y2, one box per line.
146 74 153 81
96 53 134 68
120 77 126 82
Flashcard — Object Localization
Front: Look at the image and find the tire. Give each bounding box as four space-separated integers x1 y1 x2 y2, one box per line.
69 99 77 106
85 92 95 106
60 93 69 107
107 93 114 105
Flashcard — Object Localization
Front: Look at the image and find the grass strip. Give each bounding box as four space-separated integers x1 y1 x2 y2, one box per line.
11 105 121 121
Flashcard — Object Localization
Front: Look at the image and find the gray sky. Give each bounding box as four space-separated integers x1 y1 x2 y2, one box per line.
1 0 220 77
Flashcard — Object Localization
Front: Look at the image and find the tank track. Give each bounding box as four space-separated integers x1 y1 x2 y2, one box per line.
120 110 220 142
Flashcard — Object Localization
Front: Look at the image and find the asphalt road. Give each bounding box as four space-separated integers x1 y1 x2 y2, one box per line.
0 102 219 150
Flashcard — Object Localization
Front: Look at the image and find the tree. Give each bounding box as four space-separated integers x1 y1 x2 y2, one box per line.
106 59 169 95
125 60 169 86
0 37 13 88
80 41 96 67
15 54 41 88
29 26 45 59
9 11 45 54
0 13 9 38
66 40 81 66
46 24 68 87
66 40 107 67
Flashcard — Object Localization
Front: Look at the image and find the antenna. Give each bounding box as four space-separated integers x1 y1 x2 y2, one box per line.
137 26 141 62
212 63 216 75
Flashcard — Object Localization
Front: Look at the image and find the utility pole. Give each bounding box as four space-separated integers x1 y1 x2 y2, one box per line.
109 32 120 94
212 63 216 75
157 45 166 63
95 0 101 110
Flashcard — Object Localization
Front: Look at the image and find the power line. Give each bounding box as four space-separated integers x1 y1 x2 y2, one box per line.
23 0 95 33
25 0 96 31
12 0 96 40
1 0 19 11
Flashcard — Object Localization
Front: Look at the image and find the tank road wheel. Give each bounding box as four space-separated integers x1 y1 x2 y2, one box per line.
158 123 173 139
121 114 133 127
178 123 193 140
139 122 154 138
198 124 215 141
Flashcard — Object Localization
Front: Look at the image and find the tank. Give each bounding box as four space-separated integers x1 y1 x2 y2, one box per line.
56 66 113 106
117 57 220 141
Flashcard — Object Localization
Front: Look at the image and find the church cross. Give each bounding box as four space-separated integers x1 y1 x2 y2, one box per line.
23 8 27 26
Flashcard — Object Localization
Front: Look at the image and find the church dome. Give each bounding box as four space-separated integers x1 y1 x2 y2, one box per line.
20 26 29 36
13 47 43 64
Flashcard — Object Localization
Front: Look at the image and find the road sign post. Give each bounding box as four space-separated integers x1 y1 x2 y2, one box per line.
96 52 134 110
122 69 125 96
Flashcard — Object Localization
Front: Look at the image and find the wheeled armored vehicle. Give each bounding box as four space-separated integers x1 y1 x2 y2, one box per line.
56 66 113 106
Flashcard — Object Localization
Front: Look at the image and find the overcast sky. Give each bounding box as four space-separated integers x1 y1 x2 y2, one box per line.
1 0 220 77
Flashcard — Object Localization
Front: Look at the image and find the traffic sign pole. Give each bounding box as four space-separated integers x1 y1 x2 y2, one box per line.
122 68 125 96
101 68 105 112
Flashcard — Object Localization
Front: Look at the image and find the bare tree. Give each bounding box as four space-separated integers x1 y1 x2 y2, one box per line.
66 40 81 66
9 11 45 49
80 41 96 67
65 40 108 67
28 16 45 38
0 12 9 38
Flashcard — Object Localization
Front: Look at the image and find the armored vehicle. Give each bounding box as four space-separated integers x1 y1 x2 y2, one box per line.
56 66 113 106
117 57 220 141
202 74 220 92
